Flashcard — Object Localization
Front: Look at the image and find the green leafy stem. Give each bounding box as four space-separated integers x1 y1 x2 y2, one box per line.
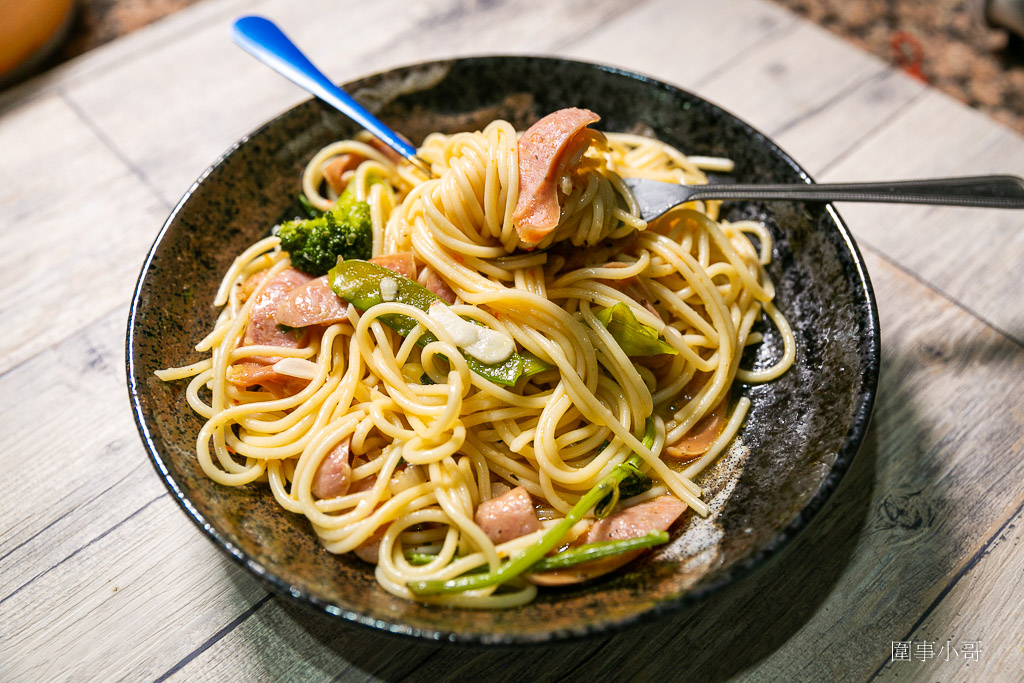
407 418 657 596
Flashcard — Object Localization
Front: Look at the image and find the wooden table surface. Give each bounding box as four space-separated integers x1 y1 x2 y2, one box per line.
2 0 1023 680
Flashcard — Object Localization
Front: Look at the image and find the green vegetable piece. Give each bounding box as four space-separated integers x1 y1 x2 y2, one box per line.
528 531 669 572
275 193 373 276
407 419 658 596
405 531 668 574
405 552 441 566
595 302 678 356
328 259 551 386
351 170 385 195
297 194 323 219
594 456 651 518
275 323 304 341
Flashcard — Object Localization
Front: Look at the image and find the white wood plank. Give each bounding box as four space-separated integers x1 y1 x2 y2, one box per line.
560 0 798 88
0 462 166 605
821 90 1024 340
0 0 253 114
562 1 928 178
880 502 1024 681
665 248 1024 680
168 598 427 682
0 495 267 681
139 246 1024 682
696 19 888 140
0 93 168 376
61 0 639 208
772 67 927 174
169 592 605 682
0 310 169 596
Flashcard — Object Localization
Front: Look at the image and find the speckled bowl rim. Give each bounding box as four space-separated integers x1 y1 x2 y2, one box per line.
126 55 880 646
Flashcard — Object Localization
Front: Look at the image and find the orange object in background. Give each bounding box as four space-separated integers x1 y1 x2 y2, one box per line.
890 31 928 83
0 0 75 83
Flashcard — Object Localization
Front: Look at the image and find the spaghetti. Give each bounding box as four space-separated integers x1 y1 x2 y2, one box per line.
158 110 795 608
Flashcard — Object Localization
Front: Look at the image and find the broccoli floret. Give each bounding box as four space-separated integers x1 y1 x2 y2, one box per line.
275 193 373 275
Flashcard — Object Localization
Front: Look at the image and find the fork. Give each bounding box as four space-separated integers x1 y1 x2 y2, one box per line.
231 16 1024 222
621 175 1024 222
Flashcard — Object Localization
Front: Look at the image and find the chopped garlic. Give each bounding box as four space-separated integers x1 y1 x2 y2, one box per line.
426 301 514 364
272 357 320 380
464 327 514 364
380 276 398 302
428 302 478 347
391 465 425 494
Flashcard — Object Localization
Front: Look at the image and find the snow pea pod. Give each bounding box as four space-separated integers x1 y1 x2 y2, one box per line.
595 302 677 356
329 259 550 385
408 418 657 596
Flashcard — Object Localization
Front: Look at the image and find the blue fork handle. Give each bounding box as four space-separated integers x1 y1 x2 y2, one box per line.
232 16 428 171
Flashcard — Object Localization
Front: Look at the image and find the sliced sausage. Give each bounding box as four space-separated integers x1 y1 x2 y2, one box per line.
527 496 686 586
243 268 313 348
354 526 386 564
369 252 417 280
665 400 726 460
321 134 408 196
227 362 310 398
238 270 267 304
475 486 541 544
417 266 457 304
513 108 600 244
322 154 363 195
311 437 353 499
366 136 406 164
585 495 687 544
276 275 349 328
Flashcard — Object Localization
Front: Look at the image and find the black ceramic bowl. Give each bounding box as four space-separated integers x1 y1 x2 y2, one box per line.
127 56 879 644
